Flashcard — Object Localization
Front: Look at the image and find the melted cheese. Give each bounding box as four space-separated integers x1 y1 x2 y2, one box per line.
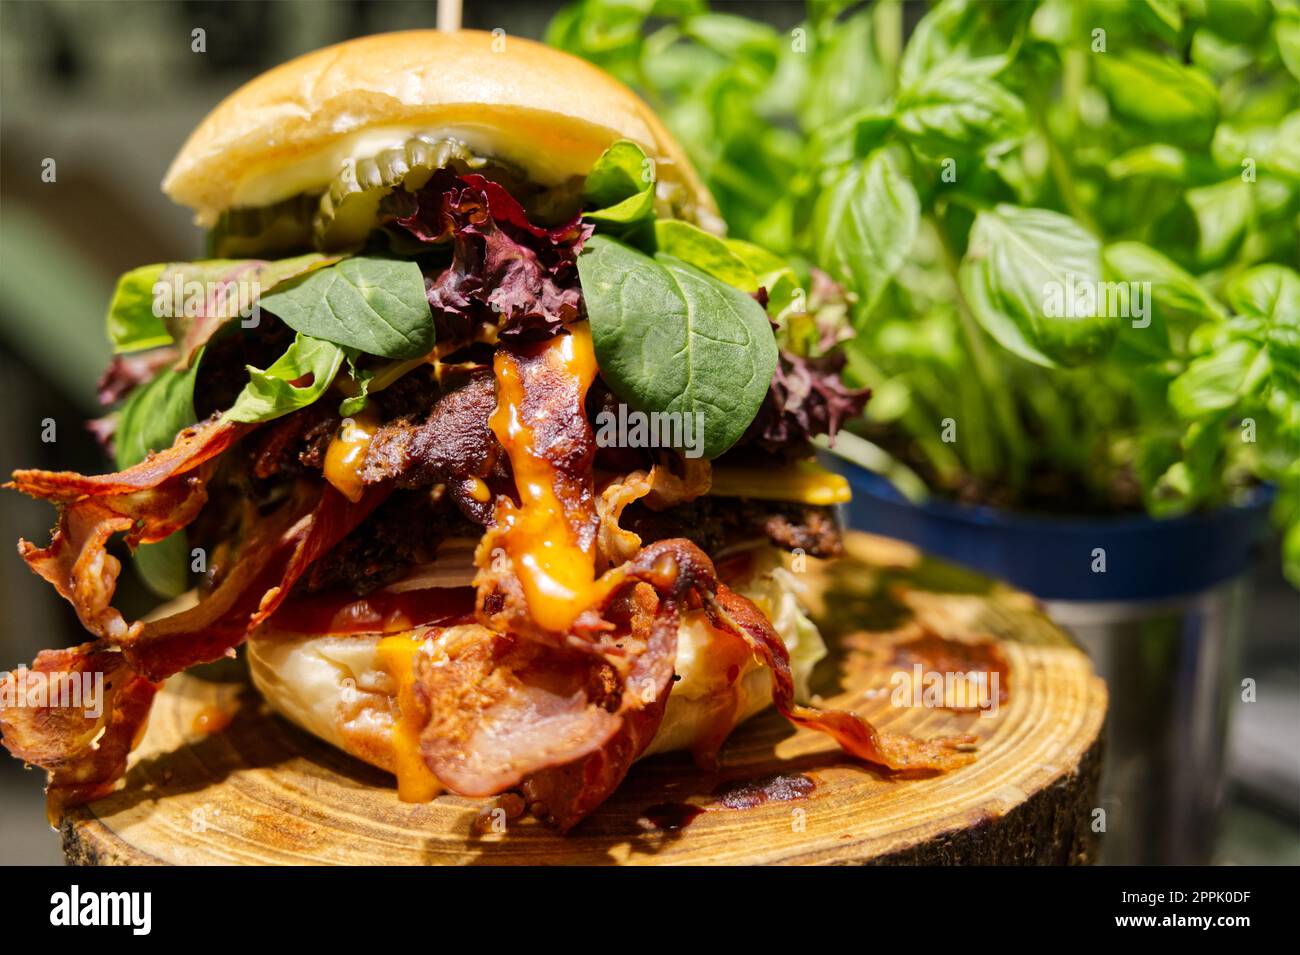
375 632 442 802
323 411 379 503
708 459 851 505
488 324 623 633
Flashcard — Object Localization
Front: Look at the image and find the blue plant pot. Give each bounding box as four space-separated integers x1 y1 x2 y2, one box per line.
822 454 1274 602
823 453 1276 864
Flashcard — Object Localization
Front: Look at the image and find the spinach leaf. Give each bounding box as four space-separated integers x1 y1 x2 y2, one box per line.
225 333 347 424
654 219 758 291
259 256 432 359
960 205 1116 368
577 235 777 459
130 532 192 600
114 359 201 599
584 139 657 226
813 149 919 319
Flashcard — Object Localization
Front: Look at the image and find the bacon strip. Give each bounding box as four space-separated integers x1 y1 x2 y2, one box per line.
124 483 388 682
4 465 385 807
519 584 680 831
10 416 244 501
9 417 247 641
0 644 158 811
705 582 975 772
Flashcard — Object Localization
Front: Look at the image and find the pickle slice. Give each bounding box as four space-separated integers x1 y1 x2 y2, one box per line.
208 193 317 258
313 136 490 250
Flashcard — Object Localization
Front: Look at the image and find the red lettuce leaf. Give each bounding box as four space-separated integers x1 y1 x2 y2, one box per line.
383 170 592 341
743 349 870 454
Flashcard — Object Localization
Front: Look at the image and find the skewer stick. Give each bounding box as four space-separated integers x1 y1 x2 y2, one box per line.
437 0 463 33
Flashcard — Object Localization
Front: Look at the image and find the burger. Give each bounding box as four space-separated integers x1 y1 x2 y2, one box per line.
1 30 972 832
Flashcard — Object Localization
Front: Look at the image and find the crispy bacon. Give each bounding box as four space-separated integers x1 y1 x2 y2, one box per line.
3 412 386 807
123 483 388 681
520 584 679 831
10 416 243 501
415 586 676 808
0 644 158 811
705 582 975 772
8 417 246 641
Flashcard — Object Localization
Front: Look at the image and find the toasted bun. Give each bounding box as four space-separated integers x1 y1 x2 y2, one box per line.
246 548 827 783
163 29 715 225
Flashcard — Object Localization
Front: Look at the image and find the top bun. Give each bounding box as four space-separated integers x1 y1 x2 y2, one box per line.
163 29 715 225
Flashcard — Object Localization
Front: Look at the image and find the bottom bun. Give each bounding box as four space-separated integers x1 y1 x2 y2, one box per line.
246 546 827 786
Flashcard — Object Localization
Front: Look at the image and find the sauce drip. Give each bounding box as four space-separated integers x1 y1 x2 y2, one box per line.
191 706 232 736
376 632 443 802
487 324 620 633
323 411 379 503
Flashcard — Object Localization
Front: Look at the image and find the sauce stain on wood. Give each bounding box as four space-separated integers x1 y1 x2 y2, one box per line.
642 802 705 831
713 772 816 809
890 631 1010 711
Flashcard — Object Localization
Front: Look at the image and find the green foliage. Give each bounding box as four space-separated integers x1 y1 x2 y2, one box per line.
578 234 777 458
551 0 1300 584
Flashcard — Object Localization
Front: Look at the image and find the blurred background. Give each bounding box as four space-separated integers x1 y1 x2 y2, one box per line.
0 0 1296 864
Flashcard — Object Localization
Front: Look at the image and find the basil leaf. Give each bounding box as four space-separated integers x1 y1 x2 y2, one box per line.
898 0 1028 88
801 3 889 132
895 58 1028 157
260 256 433 359
1102 241 1223 360
1185 179 1251 268
578 235 777 459
1169 340 1264 418
584 140 656 225
1225 265 1300 377
1225 265 1300 326
107 264 171 353
960 205 1117 368
1094 51 1219 147
225 333 346 424
813 149 920 319
654 219 758 291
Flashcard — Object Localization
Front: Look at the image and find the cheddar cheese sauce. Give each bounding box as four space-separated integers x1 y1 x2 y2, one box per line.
376 632 443 802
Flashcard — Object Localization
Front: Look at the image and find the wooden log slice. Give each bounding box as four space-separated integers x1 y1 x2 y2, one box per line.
61 532 1107 865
